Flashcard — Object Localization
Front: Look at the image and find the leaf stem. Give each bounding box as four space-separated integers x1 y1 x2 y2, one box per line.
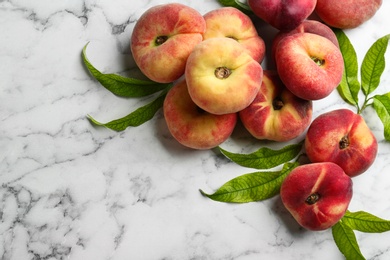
358 96 374 114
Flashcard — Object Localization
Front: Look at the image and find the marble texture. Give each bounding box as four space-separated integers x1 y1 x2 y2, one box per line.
1 0 390 259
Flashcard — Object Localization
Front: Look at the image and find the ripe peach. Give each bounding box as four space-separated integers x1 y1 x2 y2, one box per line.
271 20 339 62
239 70 312 142
305 109 378 177
185 37 263 115
248 0 317 31
130 3 206 83
163 79 237 150
280 162 353 231
202 7 266 62
275 33 344 100
315 0 382 29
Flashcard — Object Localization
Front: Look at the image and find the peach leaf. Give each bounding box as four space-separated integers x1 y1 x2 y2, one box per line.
217 0 252 14
87 90 168 131
82 43 170 97
333 29 361 109
199 162 299 203
342 210 390 233
218 141 303 170
373 93 390 141
332 220 365 260
361 34 390 96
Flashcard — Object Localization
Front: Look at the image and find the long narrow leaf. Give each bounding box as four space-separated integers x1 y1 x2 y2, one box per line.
218 0 252 14
333 29 361 108
87 91 168 131
332 221 365 260
361 34 390 95
373 93 390 141
82 43 169 97
199 162 299 203
219 142 303 170
343 210 390 233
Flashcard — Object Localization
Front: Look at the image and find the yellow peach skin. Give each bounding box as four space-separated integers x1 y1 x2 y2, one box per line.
185 37 263 115
203 7 266 62
163 79 237 150
131 3 206 83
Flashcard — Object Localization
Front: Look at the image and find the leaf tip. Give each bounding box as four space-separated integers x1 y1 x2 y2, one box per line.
199 189 211 198
86 114 103 126
82 41 90 55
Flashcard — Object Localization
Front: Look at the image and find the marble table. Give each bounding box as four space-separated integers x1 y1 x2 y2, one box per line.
1 0 390 259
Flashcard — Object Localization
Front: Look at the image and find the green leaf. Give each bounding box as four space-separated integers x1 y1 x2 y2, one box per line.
361 34 390 96
87 90 168 131
217 0 252 14
199 162 299 203
342 210 390 233
333 29 361 108
219 142 303 170
373 93 390 141
82 43 169 97
332 220 365 260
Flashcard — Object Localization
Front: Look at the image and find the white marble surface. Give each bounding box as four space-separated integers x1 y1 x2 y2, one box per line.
1 0 390 259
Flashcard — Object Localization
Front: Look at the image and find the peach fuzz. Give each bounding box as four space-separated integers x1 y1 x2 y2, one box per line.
271 20 339 62
248 0 317 31
275 33 344 101
163 79 237 150
280 162 353 231
185 37 263 115
239 70 312 142
315 0 382 29
130 3 206 83
202 7 266 62
305 109 378 177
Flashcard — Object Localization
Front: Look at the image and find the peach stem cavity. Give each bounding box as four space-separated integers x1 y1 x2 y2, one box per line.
305 192 320 205
215 66 232 79
155 35 168 46
272 97 284 110
339 135 350 149
311 56 325 66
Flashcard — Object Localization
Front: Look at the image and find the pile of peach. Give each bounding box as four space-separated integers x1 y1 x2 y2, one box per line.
130 2 381 231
